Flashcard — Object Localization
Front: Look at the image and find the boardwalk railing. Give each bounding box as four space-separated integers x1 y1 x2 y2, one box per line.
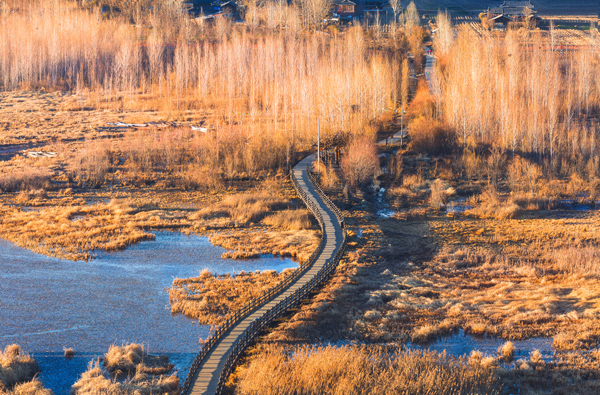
181 163 347 395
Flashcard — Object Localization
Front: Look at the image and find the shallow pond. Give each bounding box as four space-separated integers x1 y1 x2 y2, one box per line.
407 329 554 363
0 232 296 394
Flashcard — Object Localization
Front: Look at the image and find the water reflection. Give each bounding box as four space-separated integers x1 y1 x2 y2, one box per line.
0 231 297 393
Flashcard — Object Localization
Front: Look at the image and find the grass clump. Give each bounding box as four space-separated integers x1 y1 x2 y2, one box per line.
103 344 173 376
464 187 521 220
0 345 51 395
498 341 515 362
193 192 289 224
233 344 499 395
71 345 178 395
261 209 313 231
1 378 52 395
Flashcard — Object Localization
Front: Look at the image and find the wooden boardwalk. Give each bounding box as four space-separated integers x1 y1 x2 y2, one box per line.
184 154 345 395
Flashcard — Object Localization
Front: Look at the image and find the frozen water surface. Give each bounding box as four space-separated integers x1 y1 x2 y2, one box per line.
0 232 296 394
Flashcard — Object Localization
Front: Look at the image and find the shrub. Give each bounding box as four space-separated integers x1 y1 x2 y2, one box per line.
69 140 111 188
409 116 454 156
508 156 542 195
429 179 448 209
407 80 435 119
341 137 379 189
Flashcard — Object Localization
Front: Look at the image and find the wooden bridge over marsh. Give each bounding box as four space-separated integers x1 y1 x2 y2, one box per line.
181 153 347 395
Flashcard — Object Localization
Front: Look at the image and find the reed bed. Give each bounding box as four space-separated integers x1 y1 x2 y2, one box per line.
169 268 296 326
0 200 165 261
210 229 319 263
232 344 499 395
0 176 317 261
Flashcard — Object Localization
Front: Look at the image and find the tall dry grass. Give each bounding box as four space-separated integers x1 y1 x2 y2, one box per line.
0 168 53 192
0 200 159 261
169 268 296 326
233 344 499 395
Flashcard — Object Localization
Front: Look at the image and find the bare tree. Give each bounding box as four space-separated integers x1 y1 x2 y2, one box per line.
433 11 453 55
402 1 419 30
389 0 401 24
296 0 332 30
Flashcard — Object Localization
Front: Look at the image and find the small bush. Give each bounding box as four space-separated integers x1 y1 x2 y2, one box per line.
409 116 455 156
508 156 542 195
429 179 448 209
341 137 379 190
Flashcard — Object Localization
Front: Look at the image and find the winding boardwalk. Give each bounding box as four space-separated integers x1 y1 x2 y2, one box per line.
186 153 345 395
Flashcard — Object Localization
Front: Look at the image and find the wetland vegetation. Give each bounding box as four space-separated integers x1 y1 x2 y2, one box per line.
2 0 600 394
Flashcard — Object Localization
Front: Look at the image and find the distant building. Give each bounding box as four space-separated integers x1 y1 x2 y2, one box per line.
487 1 540 29
488 1 535 17
334 0 357 17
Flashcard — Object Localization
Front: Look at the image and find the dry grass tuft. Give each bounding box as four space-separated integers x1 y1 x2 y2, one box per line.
261 210 313 231
0 345 38 390
6 378 52 395
233 344 499 395
0 345 51 395
498 341 516 362
71 358 179 395
103 344 173 377
412 324 443 343
465 187 521 219
529 350 543 365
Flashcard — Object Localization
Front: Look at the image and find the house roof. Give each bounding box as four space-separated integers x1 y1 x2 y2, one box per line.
490 14 511 21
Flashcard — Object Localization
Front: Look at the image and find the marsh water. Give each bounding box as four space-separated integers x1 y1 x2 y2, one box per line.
0 232 297 394
407 329 554 363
